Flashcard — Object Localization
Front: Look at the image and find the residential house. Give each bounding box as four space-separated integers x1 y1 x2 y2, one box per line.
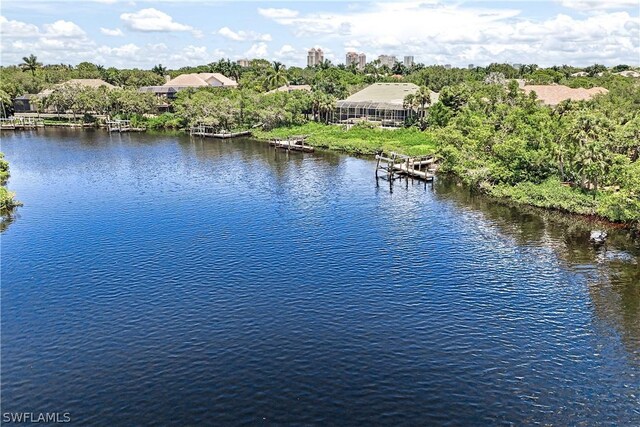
336 82 438 127
522 84 608 106
13 79 116 113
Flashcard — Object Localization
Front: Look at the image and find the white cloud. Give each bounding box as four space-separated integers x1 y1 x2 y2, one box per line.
556 0 638 10
274 44 298 61
0 16 40 36
148 42 168 51
257 8 299 19
1 2 638 68
245 42 268 58
260 2 640 66
218 26 243 41
97 43 141 58
120 8 193 32
168 45 225 65
42 20 86 37
1 17 95 65
0 13 219 68
180 45 207 60
217 26 272 42
100 27 123 36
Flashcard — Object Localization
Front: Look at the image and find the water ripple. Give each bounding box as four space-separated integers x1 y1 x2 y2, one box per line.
1 129 639 426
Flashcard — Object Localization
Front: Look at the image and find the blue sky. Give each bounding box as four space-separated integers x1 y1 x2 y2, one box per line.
1 0 638 68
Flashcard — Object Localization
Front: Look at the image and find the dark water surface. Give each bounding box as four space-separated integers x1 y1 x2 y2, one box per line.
2 129 639 426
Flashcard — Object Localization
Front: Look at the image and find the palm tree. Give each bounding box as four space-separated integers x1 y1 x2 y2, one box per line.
96 64 106 79
316 92 335 124
565 111 613 190
0 89 11 118
404 86 432 128
263 61 288 90
318 60 332 70
363 62 380 80
151 64 167 76
311 91 334 123
414 86 432 116
621 116 640 161
346 63 358 75
575 140 608 194
20 54 42 76
228 62 242 83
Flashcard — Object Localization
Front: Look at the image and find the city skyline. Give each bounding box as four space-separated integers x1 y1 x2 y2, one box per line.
1 0 639 69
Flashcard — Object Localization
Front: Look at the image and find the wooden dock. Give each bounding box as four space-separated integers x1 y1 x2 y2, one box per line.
0 117 44 130
269 136 314 152
189 124 251 139
375 152 435 181
106 120 145 133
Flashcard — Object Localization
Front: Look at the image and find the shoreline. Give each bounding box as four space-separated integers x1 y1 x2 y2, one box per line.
3 125 638 235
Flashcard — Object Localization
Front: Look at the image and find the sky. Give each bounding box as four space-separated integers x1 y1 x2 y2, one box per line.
0 0 639 69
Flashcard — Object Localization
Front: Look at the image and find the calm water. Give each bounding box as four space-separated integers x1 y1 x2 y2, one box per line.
2 129 639 426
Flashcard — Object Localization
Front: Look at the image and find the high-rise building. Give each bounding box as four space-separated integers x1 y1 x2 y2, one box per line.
346 51 366 70
378 54 397 68
346 51 358 67
403 56 414 68
236 59 250 67
444 64 452 69
358 53 366 70
307 48 324 67
468 64 475 69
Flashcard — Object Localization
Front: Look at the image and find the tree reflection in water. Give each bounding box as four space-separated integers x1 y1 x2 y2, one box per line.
430 177 639 364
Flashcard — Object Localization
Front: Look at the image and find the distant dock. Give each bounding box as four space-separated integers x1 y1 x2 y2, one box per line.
107 120 145 133
189 124 251 139
0 117 44 130
375 152 435 181
269 136 314 152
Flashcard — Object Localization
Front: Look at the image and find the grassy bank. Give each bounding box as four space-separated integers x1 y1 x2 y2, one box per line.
254 122 437 155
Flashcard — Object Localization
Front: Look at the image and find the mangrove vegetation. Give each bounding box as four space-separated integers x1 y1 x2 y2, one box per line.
1 57 639 228
0 153 21 218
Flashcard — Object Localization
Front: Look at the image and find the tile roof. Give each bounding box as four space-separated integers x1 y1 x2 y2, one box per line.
342 83 415 104
164 73 238 87
36 79 116 97
522 84 608 106
337 83 439 110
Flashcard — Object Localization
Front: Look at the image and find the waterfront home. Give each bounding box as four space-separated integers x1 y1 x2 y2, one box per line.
13 94 39 113
163 73 238 88
138 73 238 108
336 83 438 127
14 79 116 113
522 84 608 106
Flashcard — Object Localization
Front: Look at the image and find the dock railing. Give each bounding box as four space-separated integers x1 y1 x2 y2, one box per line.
375 151 435 181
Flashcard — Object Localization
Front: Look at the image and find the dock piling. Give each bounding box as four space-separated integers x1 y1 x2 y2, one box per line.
374 151 435 182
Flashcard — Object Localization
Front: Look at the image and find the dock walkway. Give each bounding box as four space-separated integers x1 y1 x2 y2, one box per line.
269 136 314 152
375 152 435 181
107 120 145 133
189 124 251 139
0 117 44 130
